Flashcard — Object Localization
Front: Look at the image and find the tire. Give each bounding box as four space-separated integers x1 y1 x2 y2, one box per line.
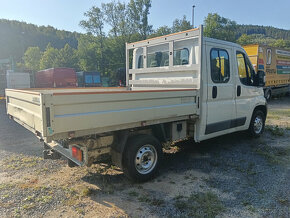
248 110 265 138
264 89 271 101
123 134 162 182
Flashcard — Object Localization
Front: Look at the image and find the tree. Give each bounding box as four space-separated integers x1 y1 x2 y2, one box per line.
149 25 172 38
80 6 105 73
128 0 152 39
172 16 192 33
23 47 42 72
102 1 128 37
77 34 99 72
102 1 132 72
56 44 78 69
271 39 287 48
203 13 237 42
39 43 59 69
237 34 252 45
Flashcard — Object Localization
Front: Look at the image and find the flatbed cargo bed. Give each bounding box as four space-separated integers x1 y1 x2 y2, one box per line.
6 87 199 142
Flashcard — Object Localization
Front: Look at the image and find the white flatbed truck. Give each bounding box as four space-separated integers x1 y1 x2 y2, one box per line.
6 26 267 181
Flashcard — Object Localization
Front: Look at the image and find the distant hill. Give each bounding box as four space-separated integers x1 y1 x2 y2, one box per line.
235 24 290 40
0 19 81 61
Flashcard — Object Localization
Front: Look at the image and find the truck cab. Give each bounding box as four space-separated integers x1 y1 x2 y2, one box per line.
126 27 267 142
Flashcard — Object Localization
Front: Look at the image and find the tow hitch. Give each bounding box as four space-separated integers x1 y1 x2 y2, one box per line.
43 143 61 160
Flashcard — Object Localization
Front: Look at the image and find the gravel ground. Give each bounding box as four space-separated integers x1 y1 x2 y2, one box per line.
0 97 289 218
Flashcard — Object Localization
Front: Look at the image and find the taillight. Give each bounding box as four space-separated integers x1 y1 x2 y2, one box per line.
71 146 83 162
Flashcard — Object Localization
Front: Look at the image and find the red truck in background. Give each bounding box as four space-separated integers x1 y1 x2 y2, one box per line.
35 68 77 88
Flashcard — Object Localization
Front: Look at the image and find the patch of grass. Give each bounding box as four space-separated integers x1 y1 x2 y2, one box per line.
138 195 164 207
174 192 225 217
36 195 52 204
24 195 35 201
128 191 139 197
69 185 92 197
174 198 188 210
151 198 165 206
277 198 289 206
138 195 151 203
2 155 42 170
80 187 92 197
254 146 290 165
13 208 21 218
0 183 14 190
65 195 80 206
268 109 290 118
245 163 257 176
254 148 280 165
22 203 36 210
247 205 256 213
265 125 284 136
75 207 85 214
257 189 266 195
173 195 184 201
242 200 250 207
267 113 280 120
35 168 49 175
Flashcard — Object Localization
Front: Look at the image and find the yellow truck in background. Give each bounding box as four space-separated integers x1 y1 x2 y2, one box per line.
243 44 290 100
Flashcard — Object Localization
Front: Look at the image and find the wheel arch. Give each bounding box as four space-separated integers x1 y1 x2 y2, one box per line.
253 104 267 119
111 124 166 170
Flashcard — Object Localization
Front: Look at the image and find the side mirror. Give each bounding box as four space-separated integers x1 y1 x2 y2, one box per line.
255 70 265 87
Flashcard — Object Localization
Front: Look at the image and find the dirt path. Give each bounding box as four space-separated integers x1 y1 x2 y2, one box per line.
0 97 289 217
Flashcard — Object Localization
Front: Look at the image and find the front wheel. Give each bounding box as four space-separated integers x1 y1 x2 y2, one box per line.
123 134 162 182
248 110 265 137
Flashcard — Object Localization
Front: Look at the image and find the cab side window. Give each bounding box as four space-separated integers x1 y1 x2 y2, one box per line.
210 49 230 83
236 51 255 86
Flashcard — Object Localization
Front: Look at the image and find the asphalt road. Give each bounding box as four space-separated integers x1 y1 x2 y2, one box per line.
0 100 43 157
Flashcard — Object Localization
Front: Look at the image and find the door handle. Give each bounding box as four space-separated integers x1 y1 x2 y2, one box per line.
237 85 241 97
212 86 217 99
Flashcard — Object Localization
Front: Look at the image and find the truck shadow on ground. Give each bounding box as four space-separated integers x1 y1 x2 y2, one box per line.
80 131 279 216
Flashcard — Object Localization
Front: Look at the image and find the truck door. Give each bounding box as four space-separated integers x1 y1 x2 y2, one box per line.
234 49 262 131
204 44 236 138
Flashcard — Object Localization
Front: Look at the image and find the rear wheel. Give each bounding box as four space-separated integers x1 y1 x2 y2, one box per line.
248 110 265 138
123 134 162 182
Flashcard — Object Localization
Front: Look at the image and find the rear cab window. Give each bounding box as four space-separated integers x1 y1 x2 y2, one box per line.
147 43 169 68
134 38 197 70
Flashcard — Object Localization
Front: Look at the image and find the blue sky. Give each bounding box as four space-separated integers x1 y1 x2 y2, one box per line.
0 0 289 33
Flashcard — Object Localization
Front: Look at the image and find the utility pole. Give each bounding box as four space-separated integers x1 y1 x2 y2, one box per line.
192 5 195 28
